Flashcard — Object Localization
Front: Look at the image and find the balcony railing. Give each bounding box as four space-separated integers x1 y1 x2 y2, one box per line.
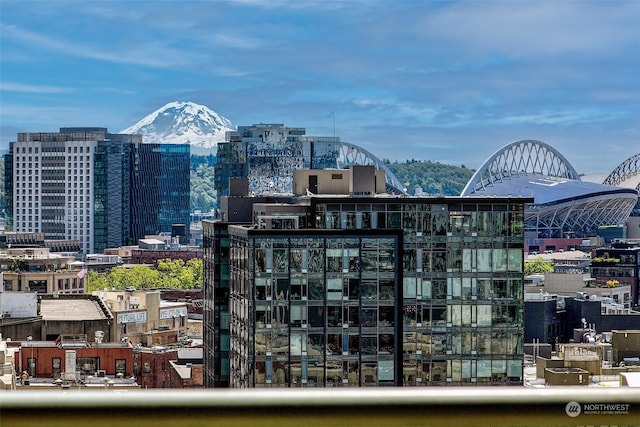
2 387 639 426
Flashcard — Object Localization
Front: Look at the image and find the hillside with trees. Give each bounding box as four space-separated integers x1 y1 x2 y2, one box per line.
385 160 475 195
189 155 476 212
190 154 217 213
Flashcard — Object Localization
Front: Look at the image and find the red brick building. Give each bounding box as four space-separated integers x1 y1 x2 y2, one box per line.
17 334 133 379
169 348 203 388
170 361 203 388
130 249 202 267
134 346 178 389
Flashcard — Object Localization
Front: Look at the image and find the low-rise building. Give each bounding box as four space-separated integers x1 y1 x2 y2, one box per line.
95 289 188 345
170 348 204 388
169 348 203 388
0 292 41 341
103 246 137 264
590 244 640 307
134 345 178 389
16 334 134 380
528 329 640 387
1 248 86 294
611 330 640 365
38 294 113 342
0 334 17 390
524 293 640 347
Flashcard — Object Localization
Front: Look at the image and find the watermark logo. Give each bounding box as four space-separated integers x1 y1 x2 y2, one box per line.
565 401 581 417
565 401 631 417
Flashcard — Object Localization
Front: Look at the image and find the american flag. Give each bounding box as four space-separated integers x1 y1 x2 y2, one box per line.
77 266 88 279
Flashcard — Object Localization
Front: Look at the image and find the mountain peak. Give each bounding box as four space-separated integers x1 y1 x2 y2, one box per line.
119 101 235 149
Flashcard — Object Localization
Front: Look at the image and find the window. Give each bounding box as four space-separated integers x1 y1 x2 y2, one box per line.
27 358 36 377
115 359 126 375
77 357 99 375
52 357 61 378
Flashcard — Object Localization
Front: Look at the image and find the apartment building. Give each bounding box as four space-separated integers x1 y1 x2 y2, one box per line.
204 167 531 387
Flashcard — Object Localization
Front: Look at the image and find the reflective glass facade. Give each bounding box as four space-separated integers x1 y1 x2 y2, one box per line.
203 221 231 387
229 229 401 387
129 143 191 244
204 196 528 387
7 128 189 253
214 124 340 197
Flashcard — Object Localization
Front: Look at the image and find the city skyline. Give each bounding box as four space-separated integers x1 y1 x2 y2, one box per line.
1 1 639 174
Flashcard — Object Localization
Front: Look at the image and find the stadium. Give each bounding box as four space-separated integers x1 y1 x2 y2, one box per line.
460 140 639 243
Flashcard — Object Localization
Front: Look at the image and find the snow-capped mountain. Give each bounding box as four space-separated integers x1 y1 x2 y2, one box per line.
119 101 235 150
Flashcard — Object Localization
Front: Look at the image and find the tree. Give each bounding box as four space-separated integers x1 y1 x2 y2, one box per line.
524 256 554 275
104 265 162 290
86 270 108 293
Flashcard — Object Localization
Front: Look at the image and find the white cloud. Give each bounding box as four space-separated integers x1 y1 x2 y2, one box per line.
0 82 75 94
0 23 206 69
410 1 640 57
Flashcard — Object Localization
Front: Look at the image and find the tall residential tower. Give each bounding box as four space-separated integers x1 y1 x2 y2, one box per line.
204 167 530 387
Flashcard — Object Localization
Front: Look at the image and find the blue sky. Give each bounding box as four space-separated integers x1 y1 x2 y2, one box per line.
1 0 638 174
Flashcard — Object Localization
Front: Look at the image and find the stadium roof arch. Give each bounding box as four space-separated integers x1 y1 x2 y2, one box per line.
603 153 640 193
337 142 405 194
461 140 638 238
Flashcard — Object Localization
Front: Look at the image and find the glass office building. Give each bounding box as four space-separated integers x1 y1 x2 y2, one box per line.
129 143 191 244
214 124 340 197
6 128 190 253
204 195 529 387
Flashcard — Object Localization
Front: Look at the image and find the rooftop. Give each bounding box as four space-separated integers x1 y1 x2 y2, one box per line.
466 173 638 205
40 299 108 321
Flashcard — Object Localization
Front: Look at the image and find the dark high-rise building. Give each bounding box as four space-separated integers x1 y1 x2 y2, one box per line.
204 167 530 388
6 128 190 253
129 143 191 244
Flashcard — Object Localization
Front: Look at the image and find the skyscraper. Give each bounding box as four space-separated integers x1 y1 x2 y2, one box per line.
214 123 341 197
6 128 190 254
204 168 530 387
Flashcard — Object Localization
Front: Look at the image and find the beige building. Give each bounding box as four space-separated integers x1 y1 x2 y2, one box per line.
95 290 188 345
1 248 86 294
293 166 387 196
0 334 17 390
533 272 631 308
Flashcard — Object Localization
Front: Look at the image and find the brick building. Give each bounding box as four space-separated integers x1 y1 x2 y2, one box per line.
17 334 133 379
134 346 178 389
169 348 203 388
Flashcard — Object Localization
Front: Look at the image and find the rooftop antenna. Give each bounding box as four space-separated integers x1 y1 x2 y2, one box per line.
327 111 335 137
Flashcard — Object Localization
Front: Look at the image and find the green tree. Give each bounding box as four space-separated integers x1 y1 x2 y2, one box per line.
105 265 162 290
524 256 554 275
385 160 475 195
187 258 203 287
86 258 203 293
86 270 108 293
157 258 203 289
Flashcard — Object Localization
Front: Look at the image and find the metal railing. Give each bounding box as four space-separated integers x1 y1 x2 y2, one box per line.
2 387 639 427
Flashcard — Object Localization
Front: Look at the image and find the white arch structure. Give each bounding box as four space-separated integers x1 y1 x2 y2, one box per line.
603 153 640 193
338 142 405 194
462 140 637 238
461 139 580 195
